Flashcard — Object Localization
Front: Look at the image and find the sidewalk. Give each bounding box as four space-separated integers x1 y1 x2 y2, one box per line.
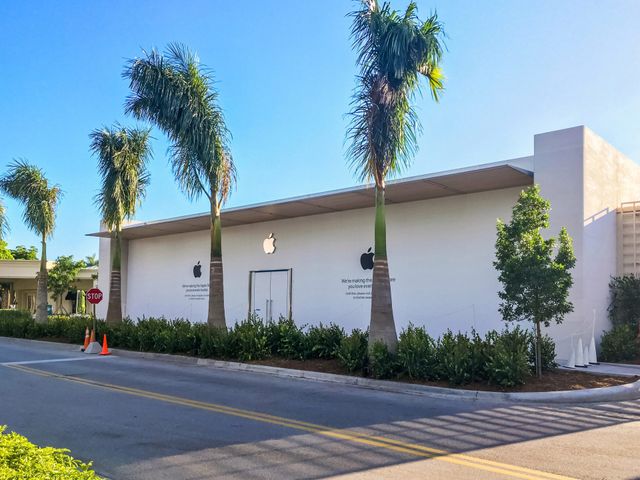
561 362 640 377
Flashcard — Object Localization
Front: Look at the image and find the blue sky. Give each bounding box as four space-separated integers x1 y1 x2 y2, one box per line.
1 0 639 260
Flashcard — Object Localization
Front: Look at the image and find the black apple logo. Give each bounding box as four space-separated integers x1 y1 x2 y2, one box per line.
360 247 374 270
193 261 202 278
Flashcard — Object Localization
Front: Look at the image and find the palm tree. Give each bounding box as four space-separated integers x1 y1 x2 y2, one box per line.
0 197 7 240
346 1 445 351
0 160 62 323
123 43 236 328
91 125 151 324
84 254 99 267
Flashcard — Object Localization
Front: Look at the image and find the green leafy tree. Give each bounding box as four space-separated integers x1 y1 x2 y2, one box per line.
0 160 62 323
494 185 576 377
48 255 86 314
0 240 13 260
346 1 445 351
10 245 38 260
90 125 151 324
124 43 236 328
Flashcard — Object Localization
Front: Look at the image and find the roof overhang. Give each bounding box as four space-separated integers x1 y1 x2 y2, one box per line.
88 163 533 240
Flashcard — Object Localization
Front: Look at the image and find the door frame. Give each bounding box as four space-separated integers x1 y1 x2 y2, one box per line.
247 268 292 320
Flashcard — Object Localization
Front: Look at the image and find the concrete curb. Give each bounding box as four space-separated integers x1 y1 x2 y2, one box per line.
3 336 639 404
113 349 640 404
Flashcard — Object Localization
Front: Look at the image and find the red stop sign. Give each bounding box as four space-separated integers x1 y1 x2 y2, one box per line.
86 288 103 304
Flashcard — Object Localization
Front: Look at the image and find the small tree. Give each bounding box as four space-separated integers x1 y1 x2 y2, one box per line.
48 255 86 314
494 185 576 377
10 245 38 260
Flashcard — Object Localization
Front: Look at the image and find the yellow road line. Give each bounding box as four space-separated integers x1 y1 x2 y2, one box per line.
6 364 576 480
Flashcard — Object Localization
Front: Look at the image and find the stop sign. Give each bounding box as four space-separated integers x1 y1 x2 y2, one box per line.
86 288 103 304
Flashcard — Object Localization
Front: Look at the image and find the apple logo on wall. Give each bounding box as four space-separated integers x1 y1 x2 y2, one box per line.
263 233 276 254
360 247 374 270
193 261 202 278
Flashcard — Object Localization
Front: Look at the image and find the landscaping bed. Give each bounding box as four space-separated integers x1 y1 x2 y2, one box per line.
2 311 638 394
249 357 638 392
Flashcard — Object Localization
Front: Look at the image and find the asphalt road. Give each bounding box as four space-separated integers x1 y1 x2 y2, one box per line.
1 338 639 480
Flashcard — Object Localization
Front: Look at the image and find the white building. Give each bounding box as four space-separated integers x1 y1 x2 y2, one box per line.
90 126 640 362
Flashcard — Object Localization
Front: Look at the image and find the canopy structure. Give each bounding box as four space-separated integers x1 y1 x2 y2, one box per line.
87 163 533 240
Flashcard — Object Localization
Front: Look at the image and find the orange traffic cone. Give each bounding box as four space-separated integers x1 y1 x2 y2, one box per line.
99 334 111 356
89 329 96 344
81 327 90 351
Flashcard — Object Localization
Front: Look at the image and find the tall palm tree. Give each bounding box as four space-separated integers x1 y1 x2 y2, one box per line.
0 197 7 240
90 125 152 324
346 1 445 351
0 160 62 323
123 43 236 328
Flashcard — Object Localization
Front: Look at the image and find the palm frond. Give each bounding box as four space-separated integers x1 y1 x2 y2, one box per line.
90 124 152 232
346 1 445 184
0 197 8 239
216 146 237 208
0 159 61 238
123 43 231 203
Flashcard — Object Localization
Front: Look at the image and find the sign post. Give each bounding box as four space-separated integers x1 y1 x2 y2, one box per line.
86 288 103 336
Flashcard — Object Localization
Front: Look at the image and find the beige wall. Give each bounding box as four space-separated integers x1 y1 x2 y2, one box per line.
0 260 97 314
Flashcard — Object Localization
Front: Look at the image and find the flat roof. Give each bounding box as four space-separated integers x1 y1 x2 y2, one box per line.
88 162 533 240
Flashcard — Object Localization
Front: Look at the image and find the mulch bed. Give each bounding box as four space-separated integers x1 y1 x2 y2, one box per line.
249 358 638 393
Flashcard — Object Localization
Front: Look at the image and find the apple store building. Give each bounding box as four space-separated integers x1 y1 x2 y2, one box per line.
90 126 640 363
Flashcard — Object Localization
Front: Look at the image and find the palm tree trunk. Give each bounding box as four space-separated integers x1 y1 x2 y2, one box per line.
369 185 397 352
106 230 123 324
535 320 543 378
207 200 226 328
35 234 48 323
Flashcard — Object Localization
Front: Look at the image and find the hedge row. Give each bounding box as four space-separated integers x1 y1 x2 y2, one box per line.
343 325 556 386
0 426 101 479
0 310 556 387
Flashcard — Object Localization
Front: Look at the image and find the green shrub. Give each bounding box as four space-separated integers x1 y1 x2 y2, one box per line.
396 324 437 380
600 324 638 362
436 330 473 385
266 316 307 359
104 318 137 349
337 329 368 373
195 324 234 358
306 323 345 359
486 327 531 387
0 309 32 323
0 310 34 338
0 426 102 479
608 275 640 335
46 315 93 342
136 317 170 352
528 333 557 372
368 341 396 379
469 329 493 382
230 316 269 361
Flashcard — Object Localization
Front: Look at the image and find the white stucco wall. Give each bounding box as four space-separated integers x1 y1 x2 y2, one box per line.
123 187 523 339
95 126 640 364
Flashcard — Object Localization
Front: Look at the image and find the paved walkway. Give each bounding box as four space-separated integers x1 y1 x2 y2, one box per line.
561 362 640 377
